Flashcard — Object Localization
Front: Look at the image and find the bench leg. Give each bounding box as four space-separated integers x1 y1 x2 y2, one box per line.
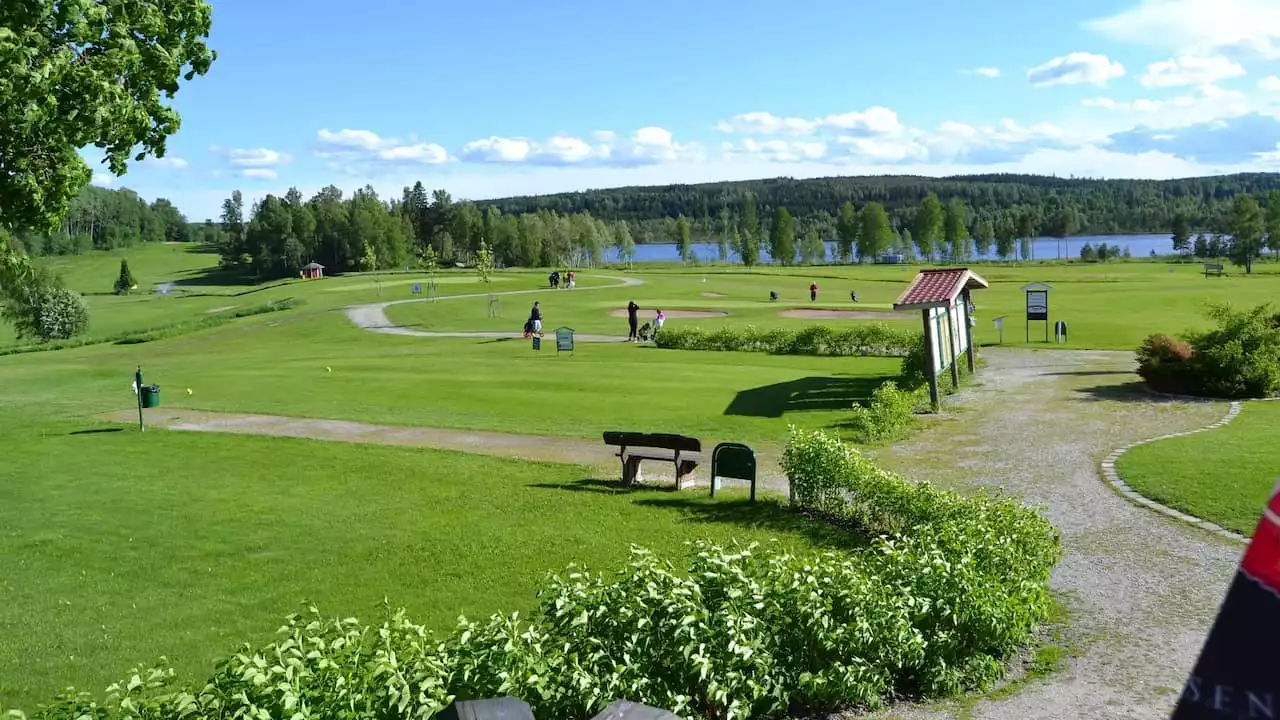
676 461 696 491
624 457 643 486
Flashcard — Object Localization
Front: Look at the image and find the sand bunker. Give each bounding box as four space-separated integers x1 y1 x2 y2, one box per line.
206 305 238 314
700 292 726 298
608 308 728 319
780 309 910 320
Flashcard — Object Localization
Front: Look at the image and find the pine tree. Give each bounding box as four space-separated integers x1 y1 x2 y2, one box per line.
113 258 136 295
1171 212 1191 254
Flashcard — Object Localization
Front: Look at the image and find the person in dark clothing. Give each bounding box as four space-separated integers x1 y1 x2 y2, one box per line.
809 282 819 302
626 300 640 341
549 271 559 289
850 290 858 303
529 301 543 336
769 291 778 302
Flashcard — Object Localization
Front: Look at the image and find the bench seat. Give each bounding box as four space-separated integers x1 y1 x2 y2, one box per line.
603 431 702 489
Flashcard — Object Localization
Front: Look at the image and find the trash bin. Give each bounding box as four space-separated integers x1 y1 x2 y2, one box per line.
140 384 160 408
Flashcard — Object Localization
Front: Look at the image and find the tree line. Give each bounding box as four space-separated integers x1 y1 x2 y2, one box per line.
6 185 209 257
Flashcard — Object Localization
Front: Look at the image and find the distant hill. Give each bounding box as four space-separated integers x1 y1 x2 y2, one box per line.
481 172 1280 237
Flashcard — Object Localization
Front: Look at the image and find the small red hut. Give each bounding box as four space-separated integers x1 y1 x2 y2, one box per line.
300 262 325 280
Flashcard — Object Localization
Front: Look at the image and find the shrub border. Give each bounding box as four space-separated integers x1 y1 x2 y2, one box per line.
1100 400 1246 544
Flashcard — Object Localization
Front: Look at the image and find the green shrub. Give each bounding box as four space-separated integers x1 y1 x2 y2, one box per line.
846 380 924 443
1137 303 1280 398
1186 303 1280 398
2 281 89 341
654 323 919 358
1135 333 1194 394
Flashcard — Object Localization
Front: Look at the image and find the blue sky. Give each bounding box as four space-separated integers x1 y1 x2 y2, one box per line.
92 0 1280 220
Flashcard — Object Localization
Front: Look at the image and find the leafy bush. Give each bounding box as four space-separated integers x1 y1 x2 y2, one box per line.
1136 303 1280 398
846 381 924 443
655 323 919 358
2 281 89 341
1135 333 1194 394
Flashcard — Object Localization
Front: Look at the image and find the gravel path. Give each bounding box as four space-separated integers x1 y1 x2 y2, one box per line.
344 274 642 342
867 349 1240 720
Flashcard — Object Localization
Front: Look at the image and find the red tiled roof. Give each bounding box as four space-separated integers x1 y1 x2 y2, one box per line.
893 268 988 310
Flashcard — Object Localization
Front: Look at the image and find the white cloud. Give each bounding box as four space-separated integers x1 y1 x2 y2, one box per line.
1140 54 1245 87
458 127 700 167
713 107 904 137
723 139 828 163
1261 76 1280 92
1028 52 1126 87
229 148 290 168
314 128 449 174
1086 0 1280 59
239 168 278 180
91 172 115 187
965 67 1001 78
150 156 189 169
1080 83 1256 128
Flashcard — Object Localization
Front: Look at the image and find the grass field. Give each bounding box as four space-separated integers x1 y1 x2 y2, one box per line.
8 244 1280 711
1116 401 1280 536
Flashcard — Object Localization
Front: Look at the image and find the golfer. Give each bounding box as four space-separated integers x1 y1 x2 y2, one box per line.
529 301 543 336
626 300 640 341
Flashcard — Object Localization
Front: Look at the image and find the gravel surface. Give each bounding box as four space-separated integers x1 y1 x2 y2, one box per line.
865 348 1240 720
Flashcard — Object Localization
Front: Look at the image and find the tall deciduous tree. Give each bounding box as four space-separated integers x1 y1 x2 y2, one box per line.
0 0 216 232
943 199 968 261
857 202 893 261
736 227 759 268
994 214 1017 260
836 201 858 263
769 207 795 264
1265 191 1280 258
914 193 943 262
614 220 636 267
975 217 995 258
1016 211 1036 260
800 228 825 264
1172 212 1192 254
1227 194 1265 274
676 214 693 262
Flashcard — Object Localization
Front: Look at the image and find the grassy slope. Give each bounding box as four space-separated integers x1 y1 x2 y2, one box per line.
0 409 840 708
1116 401 1280 537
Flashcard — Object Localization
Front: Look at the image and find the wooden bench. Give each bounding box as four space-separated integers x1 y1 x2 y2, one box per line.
1204 263 1226 277
602 431 701 489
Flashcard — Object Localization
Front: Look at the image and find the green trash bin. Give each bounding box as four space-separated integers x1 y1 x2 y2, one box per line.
140 384 160 408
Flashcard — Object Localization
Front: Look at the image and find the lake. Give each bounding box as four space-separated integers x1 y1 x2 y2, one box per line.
603 233 1177 264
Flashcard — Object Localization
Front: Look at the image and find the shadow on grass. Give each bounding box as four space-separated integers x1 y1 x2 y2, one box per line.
529 478 864 552
69 427 125 436
724 376 885 418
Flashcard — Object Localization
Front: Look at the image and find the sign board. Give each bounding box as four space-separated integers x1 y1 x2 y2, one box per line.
929 306 954 373
555 327 575 354
1171 480 1280 718
1025 290 1048 320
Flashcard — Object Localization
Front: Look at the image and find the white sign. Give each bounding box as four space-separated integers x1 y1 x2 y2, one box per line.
1026 290 1048 315
929 306 954 373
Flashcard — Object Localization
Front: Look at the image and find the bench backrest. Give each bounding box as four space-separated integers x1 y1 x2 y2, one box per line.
603 431 701 453
1205 263 1223 271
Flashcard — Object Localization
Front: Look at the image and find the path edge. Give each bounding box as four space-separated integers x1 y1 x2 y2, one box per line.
1100 400 1246 544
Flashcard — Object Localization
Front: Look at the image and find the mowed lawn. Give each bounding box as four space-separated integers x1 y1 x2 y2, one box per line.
0 409 843 710
1116 401 1280 536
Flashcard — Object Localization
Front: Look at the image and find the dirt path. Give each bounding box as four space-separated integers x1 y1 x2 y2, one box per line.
869 349 1239 720
344 274 642 342
98 408 787 486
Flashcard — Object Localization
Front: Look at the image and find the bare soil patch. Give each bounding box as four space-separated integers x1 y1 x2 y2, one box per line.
205 305 238 314
780 308 911 320
607 308 727 318
700 292 726 298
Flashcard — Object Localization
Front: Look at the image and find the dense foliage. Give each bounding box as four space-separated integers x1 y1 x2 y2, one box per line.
0 236 88 341
1136 303 1280 398
6 430 1059 720
0 0 215 232
652 324 917 357
8 185 200 257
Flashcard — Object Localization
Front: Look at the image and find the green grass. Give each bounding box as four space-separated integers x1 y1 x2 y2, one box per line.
0 408 842 710
1115 401 1280 536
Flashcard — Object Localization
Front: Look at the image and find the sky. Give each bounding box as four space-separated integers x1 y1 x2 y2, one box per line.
90 0 1280 220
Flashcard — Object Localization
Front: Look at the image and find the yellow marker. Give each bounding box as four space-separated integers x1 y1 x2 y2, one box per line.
186 388 193 395
326 366 332 373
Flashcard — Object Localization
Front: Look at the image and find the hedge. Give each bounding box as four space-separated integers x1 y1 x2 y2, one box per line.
653 323 919 358
8 429 1061 720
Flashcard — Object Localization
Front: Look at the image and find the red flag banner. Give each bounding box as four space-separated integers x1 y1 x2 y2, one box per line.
1171 481 1280 719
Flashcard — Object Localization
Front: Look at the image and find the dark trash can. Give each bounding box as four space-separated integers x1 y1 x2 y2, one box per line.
140 384 160 408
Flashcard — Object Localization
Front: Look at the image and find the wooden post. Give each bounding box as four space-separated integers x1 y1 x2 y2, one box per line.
921 308 940 410
947 304 961 389
962 289 976 374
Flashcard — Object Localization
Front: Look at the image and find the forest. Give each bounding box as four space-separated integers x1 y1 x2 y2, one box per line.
11 172 1280 281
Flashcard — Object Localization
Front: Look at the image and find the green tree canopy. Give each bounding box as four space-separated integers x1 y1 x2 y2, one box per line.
0 0 216 232
769 207 795 264
1227 194 1265 273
